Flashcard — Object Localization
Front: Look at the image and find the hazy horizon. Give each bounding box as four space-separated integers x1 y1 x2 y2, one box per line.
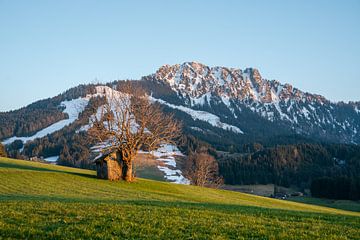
1 0 359 111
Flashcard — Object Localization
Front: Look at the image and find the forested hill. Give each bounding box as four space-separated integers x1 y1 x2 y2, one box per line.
217 142 360 200
219 143 358 180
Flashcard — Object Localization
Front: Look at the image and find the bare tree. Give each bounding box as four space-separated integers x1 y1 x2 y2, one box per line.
184 150 223 188
88 84 181 182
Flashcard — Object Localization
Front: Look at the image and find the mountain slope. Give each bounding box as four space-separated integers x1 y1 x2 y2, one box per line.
2 62 360 149
0 157 359 239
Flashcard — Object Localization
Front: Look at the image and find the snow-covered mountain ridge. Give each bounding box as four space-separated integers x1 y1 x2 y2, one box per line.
146 62 360 144
154 62 326 104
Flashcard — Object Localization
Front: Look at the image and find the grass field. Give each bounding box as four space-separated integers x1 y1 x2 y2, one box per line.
289 196 360 213
0 157 359 239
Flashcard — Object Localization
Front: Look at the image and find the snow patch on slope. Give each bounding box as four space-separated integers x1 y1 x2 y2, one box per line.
150 144 190 184
190 126 204 132
273 102 291 122
301 107 311 120
355 106 360 114
44 155 59 164
190 92 211 106
150 97 244 134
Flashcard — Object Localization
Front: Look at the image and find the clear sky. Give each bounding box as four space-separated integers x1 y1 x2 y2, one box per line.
0 0 359 111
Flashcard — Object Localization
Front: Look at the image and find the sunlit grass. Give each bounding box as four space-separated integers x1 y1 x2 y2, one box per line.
1 157 359 239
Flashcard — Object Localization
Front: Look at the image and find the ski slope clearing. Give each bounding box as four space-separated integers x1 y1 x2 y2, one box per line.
2 98 89 145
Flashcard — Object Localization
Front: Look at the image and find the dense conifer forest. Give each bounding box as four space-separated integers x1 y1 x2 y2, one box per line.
218 143 360 199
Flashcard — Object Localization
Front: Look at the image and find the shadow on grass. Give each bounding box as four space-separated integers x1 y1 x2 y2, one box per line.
0 162 96 179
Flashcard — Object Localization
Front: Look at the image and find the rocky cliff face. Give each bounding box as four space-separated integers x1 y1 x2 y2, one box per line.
146 62 360 144
153 62 326 103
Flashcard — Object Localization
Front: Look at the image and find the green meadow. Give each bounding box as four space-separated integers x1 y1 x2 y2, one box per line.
0 157 359 239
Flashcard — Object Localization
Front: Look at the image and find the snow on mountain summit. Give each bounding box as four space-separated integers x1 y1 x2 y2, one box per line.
153 62 327 105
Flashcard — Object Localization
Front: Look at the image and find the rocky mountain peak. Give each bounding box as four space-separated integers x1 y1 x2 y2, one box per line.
153 62 307 104
149 62 360 145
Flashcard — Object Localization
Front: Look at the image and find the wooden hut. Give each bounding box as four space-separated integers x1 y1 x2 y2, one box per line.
94 151 123 180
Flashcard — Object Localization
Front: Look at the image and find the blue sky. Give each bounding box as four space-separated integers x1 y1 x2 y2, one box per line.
0 0 359 111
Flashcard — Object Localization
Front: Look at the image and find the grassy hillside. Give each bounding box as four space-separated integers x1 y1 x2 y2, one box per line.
0 157 359 239
289 196 360 213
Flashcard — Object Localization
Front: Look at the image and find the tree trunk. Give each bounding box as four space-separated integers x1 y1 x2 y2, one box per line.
122 160 133 182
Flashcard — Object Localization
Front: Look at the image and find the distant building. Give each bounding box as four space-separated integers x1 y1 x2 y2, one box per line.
94 151 122 180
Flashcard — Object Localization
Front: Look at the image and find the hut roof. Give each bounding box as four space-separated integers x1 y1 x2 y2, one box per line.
93 150 114 163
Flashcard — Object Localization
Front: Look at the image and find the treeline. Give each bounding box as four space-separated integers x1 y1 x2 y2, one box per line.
218 143 360 192
178 134 215 155
311 177 360 200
